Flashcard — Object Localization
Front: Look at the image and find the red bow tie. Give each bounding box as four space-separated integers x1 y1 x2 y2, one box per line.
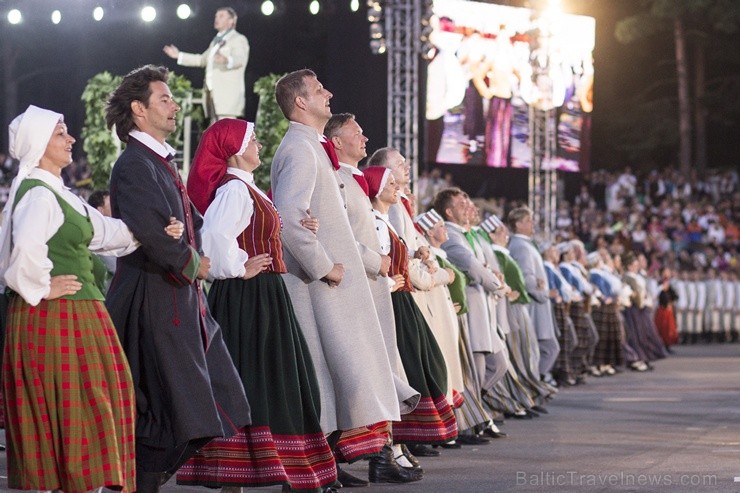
320 139 340 171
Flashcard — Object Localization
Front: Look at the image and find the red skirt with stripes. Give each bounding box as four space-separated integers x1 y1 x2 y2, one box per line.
2 296 136 493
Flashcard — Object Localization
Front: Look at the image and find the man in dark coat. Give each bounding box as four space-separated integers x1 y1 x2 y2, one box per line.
105 65 250 493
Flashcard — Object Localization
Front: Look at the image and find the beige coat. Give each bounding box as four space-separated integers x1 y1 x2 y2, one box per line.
178 30 249 118
271 123 400 432
337 164 420 414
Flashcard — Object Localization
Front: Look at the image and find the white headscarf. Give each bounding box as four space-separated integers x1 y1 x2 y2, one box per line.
0 105 64 287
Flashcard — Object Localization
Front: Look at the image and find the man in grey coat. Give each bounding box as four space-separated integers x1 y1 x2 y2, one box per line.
506 206 560 380
270 70 400 448
324 113 422 484
433 188 508 397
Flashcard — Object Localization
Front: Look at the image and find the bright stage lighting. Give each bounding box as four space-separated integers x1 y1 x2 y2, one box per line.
309 0 320 15
93 6 104 21
261 1 275 16
350 0 360 12
367 3 382 22
51 10 62 24
177 4 192 19
141 6 157 22
7 9 22 24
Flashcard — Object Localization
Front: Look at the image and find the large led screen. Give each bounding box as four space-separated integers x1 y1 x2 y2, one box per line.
426 0 595 171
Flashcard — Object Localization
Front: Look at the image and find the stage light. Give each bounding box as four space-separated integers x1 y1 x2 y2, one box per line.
261 0 275 15
51 10 62 24
309 0 320 15
7 9 22 24
141 6 157 22
420 24 433 42
350 0 360 12
369 38 386 55
367 3 382 22
93 6 104 21
369 22 383 39
176 4 192 20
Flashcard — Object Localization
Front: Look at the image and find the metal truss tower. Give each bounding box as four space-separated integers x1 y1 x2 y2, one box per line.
528 107 557 238
385 0 421 195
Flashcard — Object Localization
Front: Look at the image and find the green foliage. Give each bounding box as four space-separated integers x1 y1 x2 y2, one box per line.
252 73 289 191
80 71 204 189
81 72 121 190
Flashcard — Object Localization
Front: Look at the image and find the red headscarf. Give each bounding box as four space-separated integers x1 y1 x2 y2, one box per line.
363 166 392 199
187 118 254 214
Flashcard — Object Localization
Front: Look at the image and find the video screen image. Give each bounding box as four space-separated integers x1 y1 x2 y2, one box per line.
426 0 595 172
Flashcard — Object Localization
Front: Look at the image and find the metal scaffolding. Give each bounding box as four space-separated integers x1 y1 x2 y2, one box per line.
528 107 558 238
385 0 421 197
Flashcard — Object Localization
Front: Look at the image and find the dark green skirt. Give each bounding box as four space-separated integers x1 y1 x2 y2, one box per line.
391 291 457 444
178 273 336 490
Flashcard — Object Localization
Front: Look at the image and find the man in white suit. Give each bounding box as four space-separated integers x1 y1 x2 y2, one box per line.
163 7 249 121
506 206 560 381
270 70 400 487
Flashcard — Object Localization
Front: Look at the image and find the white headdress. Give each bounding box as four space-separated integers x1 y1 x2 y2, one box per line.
0 105 64 287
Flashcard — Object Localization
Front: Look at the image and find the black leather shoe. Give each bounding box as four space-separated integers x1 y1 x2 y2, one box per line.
525 409 540 418
399 444 421 468
337 466 368 487
531 405 549 414
456 434 489 445
481 428 508 439
407 444 440 457
368 445 423 483
435 441 462 449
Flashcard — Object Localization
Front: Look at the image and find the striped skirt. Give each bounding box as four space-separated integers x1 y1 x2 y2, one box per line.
335 421 391 463
177 274 336 491
622 306 666 362
569 301 597 375
553 302 578 381
655 306 678 346
592 303 625 367
2 296 136 493
391 291 458 445
454 316 493 432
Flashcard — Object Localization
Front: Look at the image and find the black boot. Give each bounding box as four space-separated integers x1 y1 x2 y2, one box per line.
368 445 423 483
336 465 368 487
136 471 164 493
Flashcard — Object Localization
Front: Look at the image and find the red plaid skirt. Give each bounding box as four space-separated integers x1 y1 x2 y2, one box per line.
2 296 136 493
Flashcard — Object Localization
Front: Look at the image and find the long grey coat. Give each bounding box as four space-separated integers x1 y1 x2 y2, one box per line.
508 234 557 340
337 164 419 414
270 123 400 432
442 223 505 354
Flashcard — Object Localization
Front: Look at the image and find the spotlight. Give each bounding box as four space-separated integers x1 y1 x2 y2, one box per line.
309 0 320 15
93 6 104 21
261 0 275 15
51 10 62 24
7 9 22 24
367 3 382 22
141 6 157 22
370 38 386 54
350 0 360 11
176 4 191 20
369 22 383 39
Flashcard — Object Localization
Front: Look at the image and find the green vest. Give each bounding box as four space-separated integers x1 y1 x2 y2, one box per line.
493 248 531 304
437 255 469 315
14 179 104 301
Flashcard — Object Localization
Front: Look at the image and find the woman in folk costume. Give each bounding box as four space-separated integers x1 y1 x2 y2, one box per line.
179 119 336 493
541 241 579 387
621 252 666 364
655 268 679 350
587 250 625 375
365 166 458 447
0 105 182 493
416 210 507 442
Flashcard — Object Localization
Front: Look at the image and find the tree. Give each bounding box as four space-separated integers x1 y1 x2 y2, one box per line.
616 0 740 172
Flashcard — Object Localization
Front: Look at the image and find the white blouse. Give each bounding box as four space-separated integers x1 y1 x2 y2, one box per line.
5 168 138 305
201 168 271 280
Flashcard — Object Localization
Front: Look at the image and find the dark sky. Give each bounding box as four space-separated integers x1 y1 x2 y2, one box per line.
1 0 736 182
